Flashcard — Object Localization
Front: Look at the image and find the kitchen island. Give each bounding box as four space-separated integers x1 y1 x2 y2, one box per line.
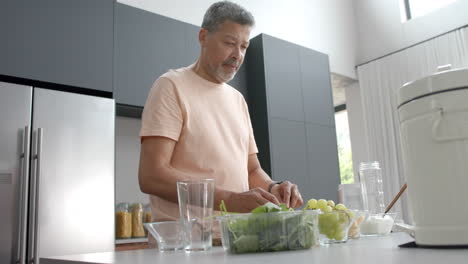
41 233 468 264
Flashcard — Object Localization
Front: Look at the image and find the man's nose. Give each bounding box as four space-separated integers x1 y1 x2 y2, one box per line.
231 46 243 61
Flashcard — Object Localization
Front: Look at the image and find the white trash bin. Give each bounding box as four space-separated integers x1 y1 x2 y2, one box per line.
398 65 468 246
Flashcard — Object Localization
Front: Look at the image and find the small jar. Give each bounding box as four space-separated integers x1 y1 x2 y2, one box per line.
143 203 152 223
131 203 146 238
143 203 152 236
115 203 132 239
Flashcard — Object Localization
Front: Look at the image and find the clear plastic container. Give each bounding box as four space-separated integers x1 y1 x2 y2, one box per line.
217 210 318 254
115 203 132 239
359 161 385 214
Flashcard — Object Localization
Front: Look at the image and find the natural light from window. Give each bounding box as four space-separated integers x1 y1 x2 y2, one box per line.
335 110 354 184
402 0 457 21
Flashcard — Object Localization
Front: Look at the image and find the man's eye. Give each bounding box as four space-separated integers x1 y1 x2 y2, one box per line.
225 42 235 46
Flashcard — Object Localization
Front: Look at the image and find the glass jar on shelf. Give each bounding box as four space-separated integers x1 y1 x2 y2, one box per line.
143 203 152 236
143 203 152 223
115 203 132 239
131 203 146 238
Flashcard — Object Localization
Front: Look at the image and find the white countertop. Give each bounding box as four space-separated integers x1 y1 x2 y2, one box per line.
41 233 468 264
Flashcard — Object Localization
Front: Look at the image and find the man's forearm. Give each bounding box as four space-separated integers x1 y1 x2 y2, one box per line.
139 163 189 203
248 167 275 191
139 163 234 209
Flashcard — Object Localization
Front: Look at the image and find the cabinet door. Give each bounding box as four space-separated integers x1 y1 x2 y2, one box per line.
262 35 304 122
300 48 335 126
269 118 308 190
305 123 340 201
245 35 271 174
114 3 186 107
184 23 200 66
0 0 113 92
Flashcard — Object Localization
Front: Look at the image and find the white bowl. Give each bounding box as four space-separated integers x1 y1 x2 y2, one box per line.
360 212 397 236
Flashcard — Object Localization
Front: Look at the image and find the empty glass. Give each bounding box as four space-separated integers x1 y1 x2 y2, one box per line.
144 221 184 251
338 183 364 210
359 161 385 214
177 179 214 252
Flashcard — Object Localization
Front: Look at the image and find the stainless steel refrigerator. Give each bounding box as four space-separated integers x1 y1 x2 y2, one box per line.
0 81 115 264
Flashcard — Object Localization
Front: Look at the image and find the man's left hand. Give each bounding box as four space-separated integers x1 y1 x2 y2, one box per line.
270 181 303 208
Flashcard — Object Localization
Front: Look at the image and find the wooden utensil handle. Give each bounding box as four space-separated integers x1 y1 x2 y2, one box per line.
384 183 407 214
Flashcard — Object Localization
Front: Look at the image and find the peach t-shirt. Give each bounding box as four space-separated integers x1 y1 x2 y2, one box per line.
140 65 258 223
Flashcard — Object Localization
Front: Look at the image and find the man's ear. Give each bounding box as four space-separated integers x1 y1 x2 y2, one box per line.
199 28 209 46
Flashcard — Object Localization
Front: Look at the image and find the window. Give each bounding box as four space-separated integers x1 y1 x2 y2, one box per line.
402 0 457 21
335 108 354 184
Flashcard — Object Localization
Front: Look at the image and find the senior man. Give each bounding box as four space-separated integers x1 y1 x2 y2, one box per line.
138 1 303 226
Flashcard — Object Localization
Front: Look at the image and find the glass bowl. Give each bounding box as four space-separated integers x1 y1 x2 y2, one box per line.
347 210 368 239
144 221 184 251
360 212 397 236
318 210 352 244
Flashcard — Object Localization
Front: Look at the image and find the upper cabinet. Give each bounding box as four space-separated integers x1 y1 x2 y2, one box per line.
0 0 114 92
262 35 303 122
300 48 335 126
114 4 187 107
114 3 248 108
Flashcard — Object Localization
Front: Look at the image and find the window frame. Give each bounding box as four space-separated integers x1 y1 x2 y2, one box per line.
403 0 412 20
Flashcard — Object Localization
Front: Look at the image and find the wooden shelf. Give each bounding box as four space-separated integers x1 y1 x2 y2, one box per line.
115 237 148 245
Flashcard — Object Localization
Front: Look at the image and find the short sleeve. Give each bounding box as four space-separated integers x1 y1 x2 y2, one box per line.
241 98 258 155
139 77 183 141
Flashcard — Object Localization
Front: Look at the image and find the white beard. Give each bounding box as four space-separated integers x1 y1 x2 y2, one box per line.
214 65 237 83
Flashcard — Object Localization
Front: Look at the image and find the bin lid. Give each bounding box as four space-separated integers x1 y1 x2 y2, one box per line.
397 65 468 108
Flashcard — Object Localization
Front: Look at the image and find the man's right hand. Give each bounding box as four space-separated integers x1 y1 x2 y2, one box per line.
223 188 280 213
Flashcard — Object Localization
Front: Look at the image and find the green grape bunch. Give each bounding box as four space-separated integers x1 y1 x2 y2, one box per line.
304 198 355 241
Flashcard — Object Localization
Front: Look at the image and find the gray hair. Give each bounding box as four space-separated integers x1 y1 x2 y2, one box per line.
202 1 255 32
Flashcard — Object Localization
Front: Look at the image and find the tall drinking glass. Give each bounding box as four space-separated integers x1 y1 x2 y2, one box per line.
176 179 214 252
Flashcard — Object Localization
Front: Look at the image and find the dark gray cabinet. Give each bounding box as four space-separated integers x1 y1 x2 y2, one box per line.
300 48 335 126
270 119 340 201
0 0 114 92
184 24 200 66
246 34 339 201
114 4 186 107
263 35 303 122
269 118 308 191
114 3 248 108
305 123 340 201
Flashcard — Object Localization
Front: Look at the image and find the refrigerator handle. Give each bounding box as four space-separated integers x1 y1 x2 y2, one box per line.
28 128 43 264
16 126 30 264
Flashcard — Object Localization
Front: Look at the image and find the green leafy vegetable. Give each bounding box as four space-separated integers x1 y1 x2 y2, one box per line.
219 202 318 254
251 202 280 213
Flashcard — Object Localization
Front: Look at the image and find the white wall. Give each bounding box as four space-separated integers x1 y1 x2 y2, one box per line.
344 82 369 180
354 0 468 64
117 0 358 79
115 116 148 205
